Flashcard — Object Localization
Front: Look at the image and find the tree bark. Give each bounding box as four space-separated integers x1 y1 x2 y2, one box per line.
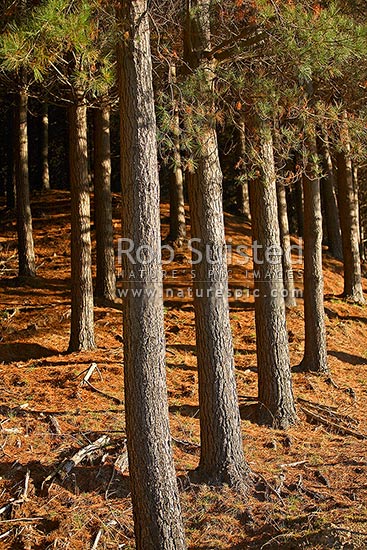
236 120 251 221
167 62 186 247
15 89 36 278
336 149 365 303
317 133 343 260
299 134 328 373
93 105 116 302
184 0 249 490
6 103 15 209
295 179 304 238
276 181 297 308
248 117 296 429
117 2 186 549
68 100 95 352
41 103 50 191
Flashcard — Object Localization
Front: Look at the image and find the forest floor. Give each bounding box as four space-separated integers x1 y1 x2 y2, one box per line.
0 190 366 550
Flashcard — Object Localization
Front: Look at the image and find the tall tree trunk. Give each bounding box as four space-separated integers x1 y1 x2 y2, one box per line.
276 181 297 308
317 133 343 260
68 100 95 352
248 117 296 429
41 103 50 191
295 179 304 238
93 105 116 302
352 164 363 259
299 133 328 373
336 150 365 303
117 2 186 549
15 89 36 278
237 120 251 220
6 103 15 209
184 0 249 490
167 62 186 247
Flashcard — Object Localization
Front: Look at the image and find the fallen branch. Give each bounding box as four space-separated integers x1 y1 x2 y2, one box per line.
279 460 307 469
83 379 122 405
0 528 12 541
41 435 111 494
300 407 366 440
77 363 103 386
297 397 337 411
297 398 359 426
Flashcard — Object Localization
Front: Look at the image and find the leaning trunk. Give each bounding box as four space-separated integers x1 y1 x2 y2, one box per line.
248 117 296 429
94 105 116 302
184 0 249 490
68 100 95 352
117 2 186 549
299 133 328 373
15 89 36 277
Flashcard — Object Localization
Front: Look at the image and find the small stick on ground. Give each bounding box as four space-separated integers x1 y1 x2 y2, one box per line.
252 472 285 504
83 379 123 405
41 435 111 494
48 416 61 435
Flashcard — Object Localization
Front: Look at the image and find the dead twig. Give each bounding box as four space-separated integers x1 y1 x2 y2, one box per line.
300 406 366 440
41 435 111 494
48 416 61 435
83 379 123 405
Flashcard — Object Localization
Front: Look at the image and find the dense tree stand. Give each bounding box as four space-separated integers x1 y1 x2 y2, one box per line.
68 100 95 352
248 118 297 429
117 2 186 549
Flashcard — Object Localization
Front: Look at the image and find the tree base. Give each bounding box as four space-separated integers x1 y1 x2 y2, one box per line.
294 358 329 375
257 403 297 430
189 462 251 495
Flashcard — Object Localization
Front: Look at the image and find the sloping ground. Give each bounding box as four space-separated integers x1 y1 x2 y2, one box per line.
0 190 366 550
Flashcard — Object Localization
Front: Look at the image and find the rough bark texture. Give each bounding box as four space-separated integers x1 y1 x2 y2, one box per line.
117 2 186 549
336 149 365 304
248 118 296 429
237 120 251 221
68 101 95 352
295 179 304 237
276 182 297 308
93 105 116 302
318 133 343 260
184 0 249 490
15 90 36 278
6 103 15 209
167 63 186 247
41 103 50 191
299 135 328 373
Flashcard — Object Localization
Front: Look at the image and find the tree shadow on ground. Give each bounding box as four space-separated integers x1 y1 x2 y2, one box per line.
0 343 58 363
329 350 367 365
